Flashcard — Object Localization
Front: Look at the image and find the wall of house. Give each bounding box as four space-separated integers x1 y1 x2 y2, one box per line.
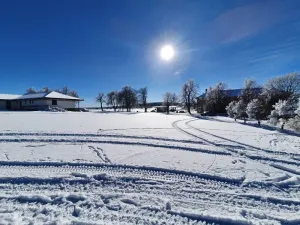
20 99 49 110
20 99 77 109
55 100 77 109
0 100 6 110
11 101 21 110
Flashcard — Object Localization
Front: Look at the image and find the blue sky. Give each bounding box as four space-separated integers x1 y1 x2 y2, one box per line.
1 0 300 106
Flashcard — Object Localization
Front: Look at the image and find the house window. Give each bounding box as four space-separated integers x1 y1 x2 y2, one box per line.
52 100 57 105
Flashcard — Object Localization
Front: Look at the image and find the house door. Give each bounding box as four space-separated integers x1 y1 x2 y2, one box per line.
6 101 11 110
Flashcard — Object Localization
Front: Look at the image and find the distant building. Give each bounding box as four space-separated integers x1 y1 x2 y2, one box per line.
0 91 83 111
153 105 177 113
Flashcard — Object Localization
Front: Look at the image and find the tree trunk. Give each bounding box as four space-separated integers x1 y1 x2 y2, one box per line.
258 121 261 126
100 102 103 111
187 103 191 114
144 106 147 112
167 106 169 114
281 123 285 130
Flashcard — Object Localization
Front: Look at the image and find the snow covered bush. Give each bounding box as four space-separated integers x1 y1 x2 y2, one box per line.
226 101 237 119
269 99 295 130
233 100 247 123
246 99 264 126
287 116 300 132
287 100 300 132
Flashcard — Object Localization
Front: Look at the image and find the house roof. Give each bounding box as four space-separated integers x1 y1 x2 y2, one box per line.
224 88 262 97
17 93 48 99
0 91 82 101
0 94 22 100
45 91 81 100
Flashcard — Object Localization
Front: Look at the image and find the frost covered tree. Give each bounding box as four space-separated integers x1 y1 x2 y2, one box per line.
226 101 237 119
287 99 300 132
181 79 198 114
25 87 37 95
269 99 295 130
239 79 260 104
138 87 148 112
164 92 177 114
106 91 119 112
233 100 247 123
205 82 228 114
96 93 105 111
263 72 300 114
246 99 264 126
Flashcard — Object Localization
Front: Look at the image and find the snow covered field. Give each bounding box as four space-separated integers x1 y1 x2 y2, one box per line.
0 111 299 224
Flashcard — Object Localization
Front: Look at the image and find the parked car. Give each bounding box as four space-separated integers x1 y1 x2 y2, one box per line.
200 111 213 116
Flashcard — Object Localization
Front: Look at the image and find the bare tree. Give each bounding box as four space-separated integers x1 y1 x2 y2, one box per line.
96 93 105 111
61 86 69 95
239 79 260 104
69 90 79 98
263 72 300 114
119 86 138 112
205 82 228 114
117 91 125 111
181 79 198 114
138 87 148 112
106 91 119 111
164 92 177 114
25 87 37 95
40 87 51 93
264 72 300 97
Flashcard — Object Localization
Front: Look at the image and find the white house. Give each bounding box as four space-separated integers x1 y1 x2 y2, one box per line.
0 91 83 110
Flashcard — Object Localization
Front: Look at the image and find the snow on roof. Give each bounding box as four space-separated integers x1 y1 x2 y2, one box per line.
45 91 81 100
0 94 22 100
17 92 48 99
0 91 81 101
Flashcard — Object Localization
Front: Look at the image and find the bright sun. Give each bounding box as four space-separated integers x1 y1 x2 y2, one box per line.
160 45 175 61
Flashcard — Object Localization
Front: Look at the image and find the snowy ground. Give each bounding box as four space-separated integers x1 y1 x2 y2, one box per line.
0 111 299 224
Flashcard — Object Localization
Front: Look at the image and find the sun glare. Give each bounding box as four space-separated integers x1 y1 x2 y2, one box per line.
160 45 175 61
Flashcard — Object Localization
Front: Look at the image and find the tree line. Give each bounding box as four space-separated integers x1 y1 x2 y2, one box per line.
96 86 148 112
96 79 199 114
25 86 79 97
224 72 299 131
95 72 299 132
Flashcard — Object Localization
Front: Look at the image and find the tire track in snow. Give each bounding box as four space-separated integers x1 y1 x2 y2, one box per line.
0 137 230 156
186 119 300 157
172 119 244 150
0 161 245 185
0 132 204 145
0 165 299 225
186 119 300 175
